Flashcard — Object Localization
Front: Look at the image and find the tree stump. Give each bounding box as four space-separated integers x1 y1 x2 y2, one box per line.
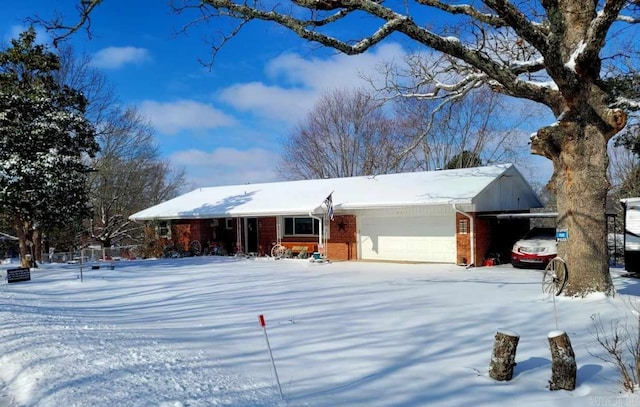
548 331 576 391
489 330 520 381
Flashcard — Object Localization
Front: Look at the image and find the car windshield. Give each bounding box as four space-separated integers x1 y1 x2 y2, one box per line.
523 228 556 239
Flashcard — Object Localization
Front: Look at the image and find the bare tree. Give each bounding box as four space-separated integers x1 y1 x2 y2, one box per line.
88 107 186 247
393 87 536 171
54 44 116 127
54 46 186 249
277 88 409 179
279 85 529 179
40 0 640 296
610 126 640 199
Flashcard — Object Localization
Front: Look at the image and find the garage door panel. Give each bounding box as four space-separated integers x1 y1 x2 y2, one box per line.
359 216 456 262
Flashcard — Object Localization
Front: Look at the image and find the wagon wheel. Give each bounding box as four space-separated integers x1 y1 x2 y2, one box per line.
271 244 286 259
542 257 568 296
189 240 202 256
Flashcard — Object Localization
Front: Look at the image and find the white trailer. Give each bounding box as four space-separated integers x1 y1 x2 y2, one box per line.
622 197 640 274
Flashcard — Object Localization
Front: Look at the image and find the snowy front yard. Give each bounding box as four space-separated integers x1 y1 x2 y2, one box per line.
0 257 638 406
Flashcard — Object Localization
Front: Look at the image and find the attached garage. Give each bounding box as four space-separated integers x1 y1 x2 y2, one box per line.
357 206 456 263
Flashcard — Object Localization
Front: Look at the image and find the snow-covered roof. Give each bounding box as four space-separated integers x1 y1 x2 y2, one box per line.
622 197 640 205
130 163 541 221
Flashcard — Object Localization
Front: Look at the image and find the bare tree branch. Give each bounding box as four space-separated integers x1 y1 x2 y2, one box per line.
579 0 627 75
28 0 104 47
415 0 508 28
483 0 550 53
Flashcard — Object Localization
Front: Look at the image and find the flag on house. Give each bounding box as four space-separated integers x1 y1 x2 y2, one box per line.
324 193 334 221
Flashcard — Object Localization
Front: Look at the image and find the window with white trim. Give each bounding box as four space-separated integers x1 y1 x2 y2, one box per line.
284 217 320 236
458 219 469 235
157 221 171 238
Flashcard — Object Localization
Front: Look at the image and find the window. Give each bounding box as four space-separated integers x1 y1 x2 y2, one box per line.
284 217 320 236
458 219 469 235
157 221 171 238
225 218 233 230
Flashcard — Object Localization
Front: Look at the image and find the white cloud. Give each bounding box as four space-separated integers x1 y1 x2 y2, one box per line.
91 46 150 69
218 83 314 124
266 42 406 89
140 100 237 135
170 147 280 188
218 43 407 126
4 25 49 45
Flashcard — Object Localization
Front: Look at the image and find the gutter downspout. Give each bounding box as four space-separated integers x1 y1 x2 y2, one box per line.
453 204 475 267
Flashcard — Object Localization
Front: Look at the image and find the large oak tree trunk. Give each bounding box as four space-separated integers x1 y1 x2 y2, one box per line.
551 124 614 296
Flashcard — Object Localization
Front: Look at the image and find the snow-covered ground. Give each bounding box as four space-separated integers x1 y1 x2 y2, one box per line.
0 256 638 406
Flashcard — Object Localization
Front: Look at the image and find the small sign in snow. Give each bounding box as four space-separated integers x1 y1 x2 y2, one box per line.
7 267 30 283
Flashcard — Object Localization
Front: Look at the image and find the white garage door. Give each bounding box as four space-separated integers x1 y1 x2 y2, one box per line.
358 215 456 262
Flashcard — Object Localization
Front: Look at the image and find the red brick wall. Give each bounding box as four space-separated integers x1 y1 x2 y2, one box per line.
326 215 357 261
474 216 493 266
168 220 215 252
172 223 192 252
456 213 471 265
190 220 209 243
455 213 492 266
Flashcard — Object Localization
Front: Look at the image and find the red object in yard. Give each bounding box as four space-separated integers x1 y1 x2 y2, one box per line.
259 314 266 327
483 258 495 267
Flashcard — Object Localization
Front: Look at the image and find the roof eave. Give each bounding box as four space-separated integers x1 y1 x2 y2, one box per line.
341 200 474 211
130 209 326 222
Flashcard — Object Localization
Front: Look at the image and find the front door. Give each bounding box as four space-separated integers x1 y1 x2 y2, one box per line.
247 218 258 253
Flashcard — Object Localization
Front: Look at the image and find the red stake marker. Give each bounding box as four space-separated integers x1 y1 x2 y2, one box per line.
258 314 283 399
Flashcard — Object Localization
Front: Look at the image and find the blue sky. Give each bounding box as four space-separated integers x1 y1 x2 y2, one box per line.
1 1 553 190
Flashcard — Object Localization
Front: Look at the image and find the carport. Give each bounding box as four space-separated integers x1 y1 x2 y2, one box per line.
478 211 619 265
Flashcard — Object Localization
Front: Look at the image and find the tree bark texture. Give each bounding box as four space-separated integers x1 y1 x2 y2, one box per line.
528 0 627 297
548 123 614 296
548 331 577 391
13 215 30 268
489 330 520 381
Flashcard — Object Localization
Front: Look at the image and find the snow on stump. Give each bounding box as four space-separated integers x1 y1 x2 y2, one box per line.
548 330 576 391
489 329 520 381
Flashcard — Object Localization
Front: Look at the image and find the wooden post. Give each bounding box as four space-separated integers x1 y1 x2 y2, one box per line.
489 329 520 381
548 331 576 390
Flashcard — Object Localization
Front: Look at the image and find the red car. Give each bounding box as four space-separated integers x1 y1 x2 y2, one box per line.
511 227 557 269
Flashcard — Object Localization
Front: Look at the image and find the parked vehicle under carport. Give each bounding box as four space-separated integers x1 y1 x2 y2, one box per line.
511 227 557 268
